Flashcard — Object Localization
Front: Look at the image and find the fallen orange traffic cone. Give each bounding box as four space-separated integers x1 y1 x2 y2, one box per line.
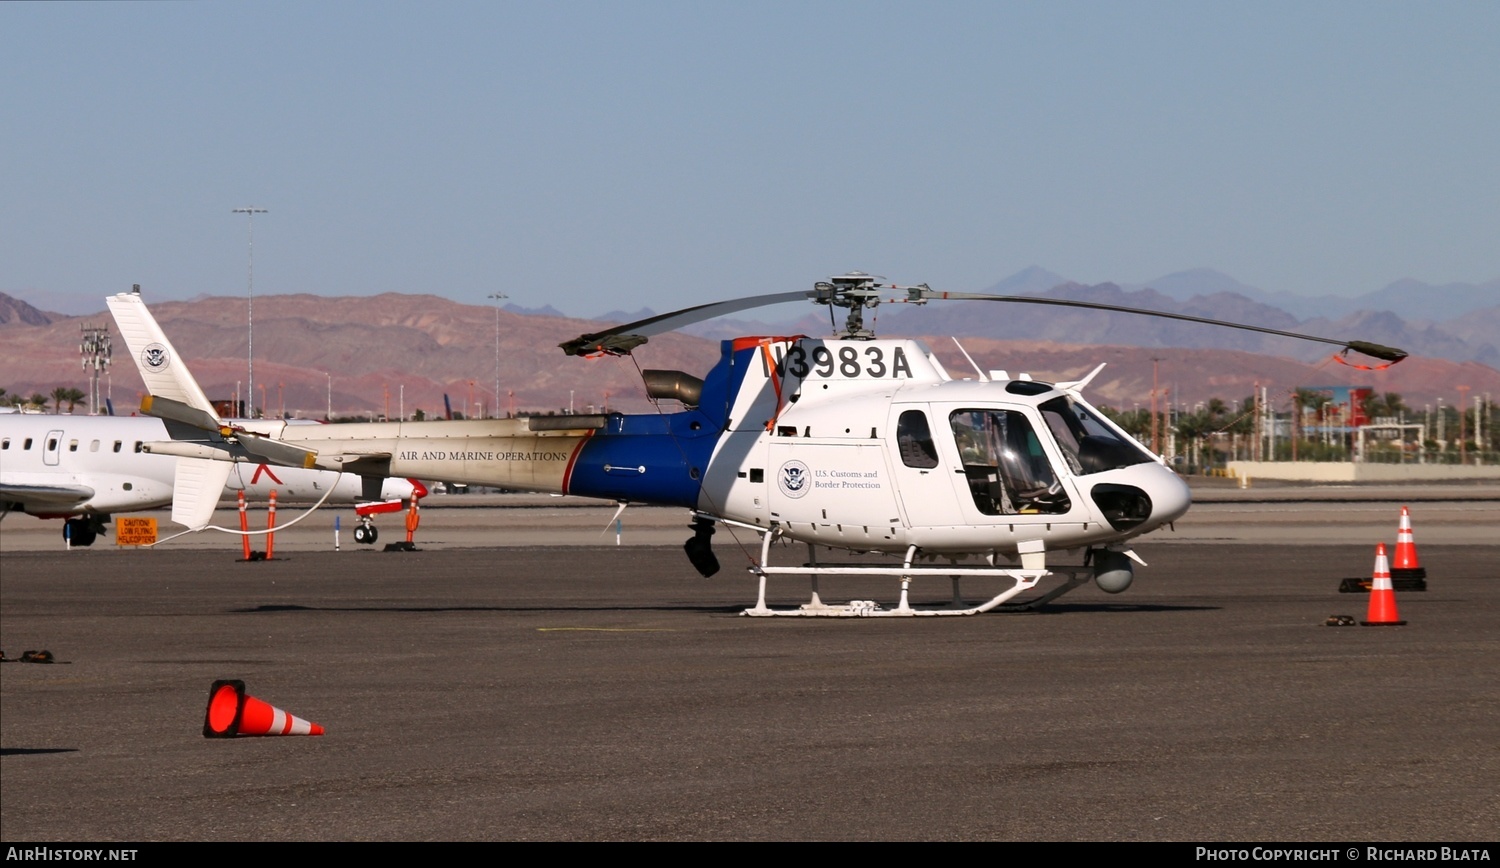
1361 543 1406 627
203 679 324 738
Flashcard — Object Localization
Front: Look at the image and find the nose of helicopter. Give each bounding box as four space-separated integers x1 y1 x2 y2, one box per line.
1143 463 1192 527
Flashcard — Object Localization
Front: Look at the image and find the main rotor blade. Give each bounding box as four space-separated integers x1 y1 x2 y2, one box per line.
908 291 1408 363
560 290 814 356
237 433 320 470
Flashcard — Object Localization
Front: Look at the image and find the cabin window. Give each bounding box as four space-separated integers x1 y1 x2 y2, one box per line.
897 410 939 469
24 438 33 450
134 441 144 453
949 409 1069 516
113 440 123 452
90 439 100 452
48 438 58 451
69 439 80 452
1 438 8 450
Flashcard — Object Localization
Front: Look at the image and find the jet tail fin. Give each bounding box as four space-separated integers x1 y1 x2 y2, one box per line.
106 292 223 426
171 457 234 529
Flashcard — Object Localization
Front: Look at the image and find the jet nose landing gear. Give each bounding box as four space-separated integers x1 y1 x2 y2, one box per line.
352 499 407 545
352 518 379 545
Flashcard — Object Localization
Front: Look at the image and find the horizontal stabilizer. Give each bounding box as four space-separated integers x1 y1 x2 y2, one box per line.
141 395 222 433
171 457 234 529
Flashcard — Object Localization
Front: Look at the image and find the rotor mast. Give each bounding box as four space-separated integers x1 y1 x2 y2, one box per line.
814 272 890 340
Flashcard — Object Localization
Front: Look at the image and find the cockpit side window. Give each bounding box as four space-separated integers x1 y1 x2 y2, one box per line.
949 409 1069 516
896 410 939 469
1039 396 1154 475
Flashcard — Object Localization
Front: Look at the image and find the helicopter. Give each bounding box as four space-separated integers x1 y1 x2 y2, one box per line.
106 275 1406 617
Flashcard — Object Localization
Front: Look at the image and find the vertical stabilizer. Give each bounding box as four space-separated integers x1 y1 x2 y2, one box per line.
106 292 222 422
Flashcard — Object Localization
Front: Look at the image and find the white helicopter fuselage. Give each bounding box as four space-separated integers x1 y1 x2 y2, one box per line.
698 338 1191 560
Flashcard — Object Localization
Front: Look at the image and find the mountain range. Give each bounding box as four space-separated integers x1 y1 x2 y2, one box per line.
3 280 1497 418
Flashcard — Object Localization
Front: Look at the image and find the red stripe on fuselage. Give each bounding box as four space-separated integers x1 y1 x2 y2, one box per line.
730 334 805 352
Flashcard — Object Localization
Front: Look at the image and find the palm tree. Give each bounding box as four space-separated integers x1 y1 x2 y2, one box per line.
1289 388 1326 461
62 387 87 414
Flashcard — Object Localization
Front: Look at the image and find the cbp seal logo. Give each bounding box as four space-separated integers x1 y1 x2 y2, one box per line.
141 343 170 373
778 460 811 498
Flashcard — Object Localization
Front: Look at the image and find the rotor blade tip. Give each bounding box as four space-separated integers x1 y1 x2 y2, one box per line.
1346 341 1409 363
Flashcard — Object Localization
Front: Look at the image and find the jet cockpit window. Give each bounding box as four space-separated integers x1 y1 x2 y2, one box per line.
1039 396 1154 475
897 410 939 469
949 409 1070 515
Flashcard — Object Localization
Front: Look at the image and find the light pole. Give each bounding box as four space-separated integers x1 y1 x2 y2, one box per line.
1457 385 1470 465
79 323 111 415
232 207 267 416
325 371 332 421
487 293 508 419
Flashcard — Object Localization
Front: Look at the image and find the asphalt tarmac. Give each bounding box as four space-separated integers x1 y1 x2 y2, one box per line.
2 484 1497 841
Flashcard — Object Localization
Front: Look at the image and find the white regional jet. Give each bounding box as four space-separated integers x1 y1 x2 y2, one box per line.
0 411 421 546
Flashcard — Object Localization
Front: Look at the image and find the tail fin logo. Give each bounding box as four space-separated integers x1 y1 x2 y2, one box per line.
141 343 170 372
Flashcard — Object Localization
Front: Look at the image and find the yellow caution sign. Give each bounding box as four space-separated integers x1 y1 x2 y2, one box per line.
115 517 158 546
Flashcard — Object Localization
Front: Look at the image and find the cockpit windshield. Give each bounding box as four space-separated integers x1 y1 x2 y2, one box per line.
1038 396 1155 475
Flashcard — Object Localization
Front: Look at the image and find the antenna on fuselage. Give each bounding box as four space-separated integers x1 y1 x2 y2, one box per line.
951 338 990 381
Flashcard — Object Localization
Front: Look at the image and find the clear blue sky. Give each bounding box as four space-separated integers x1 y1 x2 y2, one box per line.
4 1 1496 316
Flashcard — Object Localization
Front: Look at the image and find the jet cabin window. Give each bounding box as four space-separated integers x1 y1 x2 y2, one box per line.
1038 396 1154 476
897 410 939 469
949 409 1069 516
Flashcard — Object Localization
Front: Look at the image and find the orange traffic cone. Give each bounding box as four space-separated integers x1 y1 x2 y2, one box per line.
203 679 324 738
1361 543 1406 627
1391 505 1426 577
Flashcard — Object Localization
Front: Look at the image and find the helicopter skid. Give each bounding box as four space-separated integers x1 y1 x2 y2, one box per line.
743 560 1093 617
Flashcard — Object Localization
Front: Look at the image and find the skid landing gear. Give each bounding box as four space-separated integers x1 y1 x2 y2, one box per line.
734 525 1091 618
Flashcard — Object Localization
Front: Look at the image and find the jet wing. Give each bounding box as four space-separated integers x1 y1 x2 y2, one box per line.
0 483 97 512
